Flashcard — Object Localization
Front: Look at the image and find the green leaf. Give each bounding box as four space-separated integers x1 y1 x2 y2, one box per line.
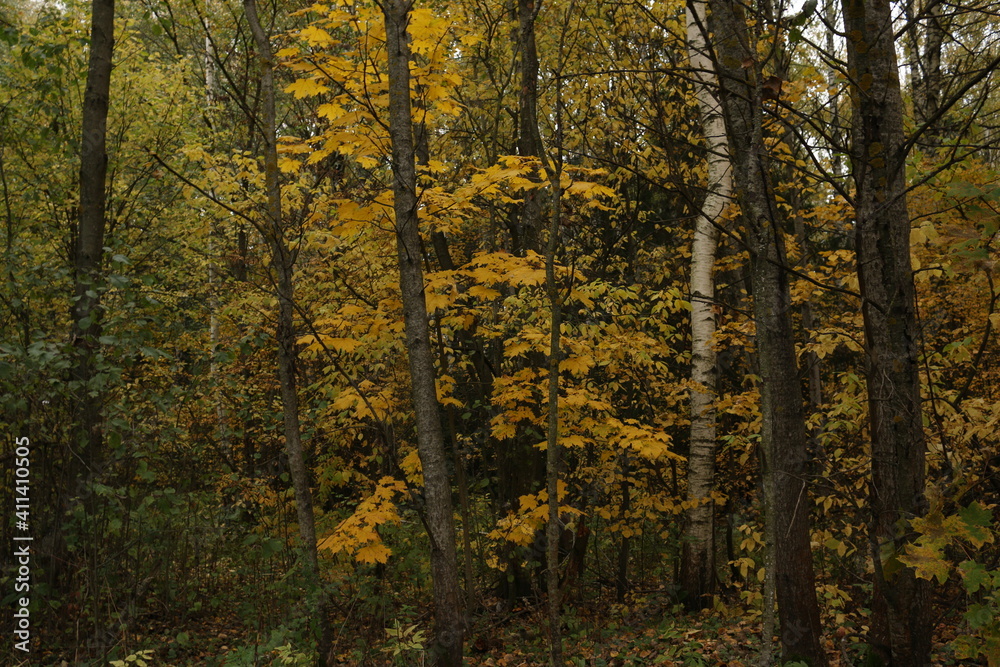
948 179 984 198
965 603 993 630
958 560 990 593
261 537 284 559
959 502 993 546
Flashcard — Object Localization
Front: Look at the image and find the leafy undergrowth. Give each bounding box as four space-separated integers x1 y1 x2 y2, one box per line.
43 588 974 666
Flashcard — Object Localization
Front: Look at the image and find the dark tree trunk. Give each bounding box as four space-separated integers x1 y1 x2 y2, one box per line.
243 1 330 662
543 69 565 666
842 0 931 663
617 452 631 604
383 2 465 664
495 0 547 603
514 0 542 255
72 0 114 472
707 0 827 663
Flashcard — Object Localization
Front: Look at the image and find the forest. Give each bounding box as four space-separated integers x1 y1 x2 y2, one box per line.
1 0 999 664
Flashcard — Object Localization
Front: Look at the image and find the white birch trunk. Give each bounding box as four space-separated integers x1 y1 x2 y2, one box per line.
679 0 731 610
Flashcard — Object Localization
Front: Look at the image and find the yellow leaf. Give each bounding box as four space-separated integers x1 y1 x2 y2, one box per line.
468 284 501 300
899 542 951 584
560 355 594 376
300 25 335 46
317 102 346 121
355 543 392 564
285 78 329 98
317 534 343 552
278 157 300 174
505 340 532 357
561 434 589 448
328 337 361 353
401 450 422 485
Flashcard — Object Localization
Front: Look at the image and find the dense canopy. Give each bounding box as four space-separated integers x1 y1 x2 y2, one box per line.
2 0 1000 664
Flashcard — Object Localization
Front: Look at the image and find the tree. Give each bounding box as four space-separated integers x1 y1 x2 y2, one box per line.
679 0 731 611
382 0 465 663
72 0 114 484
706 0 827 662
243 0 330 661
842 0 931 661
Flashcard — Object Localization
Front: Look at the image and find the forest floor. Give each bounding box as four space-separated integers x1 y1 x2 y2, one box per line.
38 587 967 667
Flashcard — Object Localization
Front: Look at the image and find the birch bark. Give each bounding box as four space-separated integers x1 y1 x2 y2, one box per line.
679 0 732 610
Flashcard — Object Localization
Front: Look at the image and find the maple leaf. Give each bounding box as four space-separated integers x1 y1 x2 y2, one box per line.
285 78 330 98
277 157 300 173
899 542 951 583
559 355 594 376
468 284 501 300
958 502 994 547
355 543 392 565
958 560 992 594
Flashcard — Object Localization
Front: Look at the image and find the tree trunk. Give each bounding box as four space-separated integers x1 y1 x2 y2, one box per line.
842 0 931 662
382 2 465 664
707 0 827 663
496 0 547 603
514 0 542 255
243 1 330 662
72 0 114 473
543 66 565 667
680 0 731 611
912 0 945 150
617 452 631 603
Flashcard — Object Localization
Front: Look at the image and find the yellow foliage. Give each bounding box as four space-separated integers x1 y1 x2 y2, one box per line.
317 477 408 564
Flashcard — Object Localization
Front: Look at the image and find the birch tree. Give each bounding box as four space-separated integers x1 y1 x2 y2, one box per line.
679 0 731 610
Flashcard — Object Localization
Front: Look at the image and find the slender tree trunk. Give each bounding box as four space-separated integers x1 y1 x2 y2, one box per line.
243 1 330 662
842 0 931 663
543 66 565 667
825 0 844 177
204 15 229 461
617 452 631 603
792 205 824 413
912 0 945 149
66 0 114 622
514 0 542 255
680 0 731 611
382 2 465 663
447 407 477 612
496 0 547 603
707 1 827 663
72 0 114 471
